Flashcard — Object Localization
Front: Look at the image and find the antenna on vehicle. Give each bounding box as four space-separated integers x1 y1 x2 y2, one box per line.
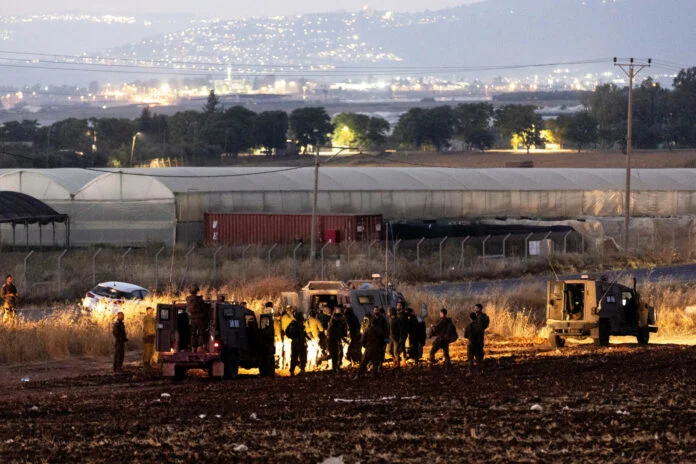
547 256 559 281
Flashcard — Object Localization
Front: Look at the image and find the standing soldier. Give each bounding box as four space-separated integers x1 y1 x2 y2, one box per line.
344 307 362 365
387 307 403 368
286 310 308 376
113 311 128 373
375 307 389 372
2 275 19 323
464 312 485 374
473 303 490 360
186 284 208 352
429 308 456 368
355 307 386 378
327 307 348 373
142 307 156 367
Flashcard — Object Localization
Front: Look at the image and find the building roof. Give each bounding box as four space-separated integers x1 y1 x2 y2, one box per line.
1 167 696 198
0 191 68 224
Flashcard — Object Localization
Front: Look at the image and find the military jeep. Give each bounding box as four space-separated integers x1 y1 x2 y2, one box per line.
546 275 657 348
155 301 275 379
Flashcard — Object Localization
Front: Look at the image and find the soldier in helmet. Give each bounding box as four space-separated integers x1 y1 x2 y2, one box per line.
186 284 209 351
327 307 348 373
286 310 308 376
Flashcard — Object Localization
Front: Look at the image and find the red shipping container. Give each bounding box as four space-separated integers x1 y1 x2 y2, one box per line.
205 212 383 245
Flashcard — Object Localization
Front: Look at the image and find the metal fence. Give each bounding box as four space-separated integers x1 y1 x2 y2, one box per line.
4 224 694 300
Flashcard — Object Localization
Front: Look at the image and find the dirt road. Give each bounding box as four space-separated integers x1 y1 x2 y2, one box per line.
0 340 694 463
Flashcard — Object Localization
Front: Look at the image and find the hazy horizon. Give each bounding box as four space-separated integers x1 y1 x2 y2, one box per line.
2 0 483 18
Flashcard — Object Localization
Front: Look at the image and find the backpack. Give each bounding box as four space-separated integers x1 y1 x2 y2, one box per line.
285 320 299 340
446 320 458 343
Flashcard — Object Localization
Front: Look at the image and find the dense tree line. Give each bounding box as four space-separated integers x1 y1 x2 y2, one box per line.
1 67 695 167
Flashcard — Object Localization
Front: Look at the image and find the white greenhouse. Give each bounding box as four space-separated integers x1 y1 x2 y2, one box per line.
0 167 694 246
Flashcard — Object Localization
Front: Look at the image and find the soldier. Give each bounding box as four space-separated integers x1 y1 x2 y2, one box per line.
375 307 389 372
429 308 456 368
327 307 348 373
113 311 128 373
405 307 423 363
286 310 308 376
142 306 156 367
355 311 384 378
464 312 485 374
387 307 403 368
344 307 362 365
2 275 19 323
396 303 409 362
186 284 209 351
473 303 490 359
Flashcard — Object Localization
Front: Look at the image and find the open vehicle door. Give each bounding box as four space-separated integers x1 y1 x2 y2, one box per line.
547 281 566 321
281 292 300 311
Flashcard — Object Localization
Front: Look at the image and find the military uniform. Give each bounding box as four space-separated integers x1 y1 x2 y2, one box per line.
374 312 389 371
2 282 18 322
344 308 362 364
388 313 403 367
142 311 156 366
186 293 209 350
327 312 347 372
429 317 454 367
113 318 128 372
286 315 308 375
356 316 385 377
465 316 485 373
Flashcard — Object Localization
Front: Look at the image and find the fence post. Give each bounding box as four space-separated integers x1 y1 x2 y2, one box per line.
92 248 103 286
23 250 34 290
563 231 572 254
178 245 196 291
242 245 252 283
212 246 223 286
367 239 378 262
581 233 585 255
321 241 332 280
482 235 491 261
392 239 402 265
57 249 68 293
267 243 278 278
293 243 303 282
154 246 165 289
502 233 512 258
439 236 448 278
416 237 426 268
459 236 470 269
121 248 132 281
524 232 534 262
543 231 552 256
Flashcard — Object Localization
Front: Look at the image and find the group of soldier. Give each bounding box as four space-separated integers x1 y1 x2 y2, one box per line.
276 299 491 378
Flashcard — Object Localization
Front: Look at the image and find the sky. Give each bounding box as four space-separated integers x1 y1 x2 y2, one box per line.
3 0 483 17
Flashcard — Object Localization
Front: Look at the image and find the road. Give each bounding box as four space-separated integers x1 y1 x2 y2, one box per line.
426 262 696 295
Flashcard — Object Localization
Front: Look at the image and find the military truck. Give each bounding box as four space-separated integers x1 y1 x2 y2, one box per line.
155 300 275 379
546 275 657 348
281 276 404 319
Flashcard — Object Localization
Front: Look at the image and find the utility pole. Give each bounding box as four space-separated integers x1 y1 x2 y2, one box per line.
614 57 651 252
310 129 320 259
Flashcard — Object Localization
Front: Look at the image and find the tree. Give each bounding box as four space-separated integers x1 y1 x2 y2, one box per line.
366 116 390 148
93 118 137 152
494 105 544 153
202 89 220 117
255 110 288 155
453 103 495 150
138 106 154 134
168 111 202 146
289 107 333 154
332 113 370 148
583 84 627 148
566 112 598 152
393 106 454 151
203 106 257 155
0 120 38 142
671 67 696 146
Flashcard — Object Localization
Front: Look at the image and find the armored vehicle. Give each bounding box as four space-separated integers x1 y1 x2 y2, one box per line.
546 275 657 348
155 300 275 379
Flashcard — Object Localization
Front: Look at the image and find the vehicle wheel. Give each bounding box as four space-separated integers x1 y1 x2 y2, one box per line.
598 319 610 347
223 349 239 379
174 366 186 381
637 327 650 345
549 333 565 349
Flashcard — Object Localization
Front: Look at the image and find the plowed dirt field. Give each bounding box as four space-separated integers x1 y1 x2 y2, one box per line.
0 340 694 463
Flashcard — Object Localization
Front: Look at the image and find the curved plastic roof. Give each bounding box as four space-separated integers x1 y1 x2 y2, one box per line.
0 191 68 224
0 167 696 198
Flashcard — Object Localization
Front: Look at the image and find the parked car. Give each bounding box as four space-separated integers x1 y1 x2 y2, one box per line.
82 281 149 314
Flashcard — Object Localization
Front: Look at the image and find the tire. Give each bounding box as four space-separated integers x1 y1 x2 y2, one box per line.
549 333 565 349
598 319 610 347
637 327 650 345
223 349 239 379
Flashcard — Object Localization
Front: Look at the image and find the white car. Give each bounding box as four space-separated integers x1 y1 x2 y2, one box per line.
82 281 150 313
